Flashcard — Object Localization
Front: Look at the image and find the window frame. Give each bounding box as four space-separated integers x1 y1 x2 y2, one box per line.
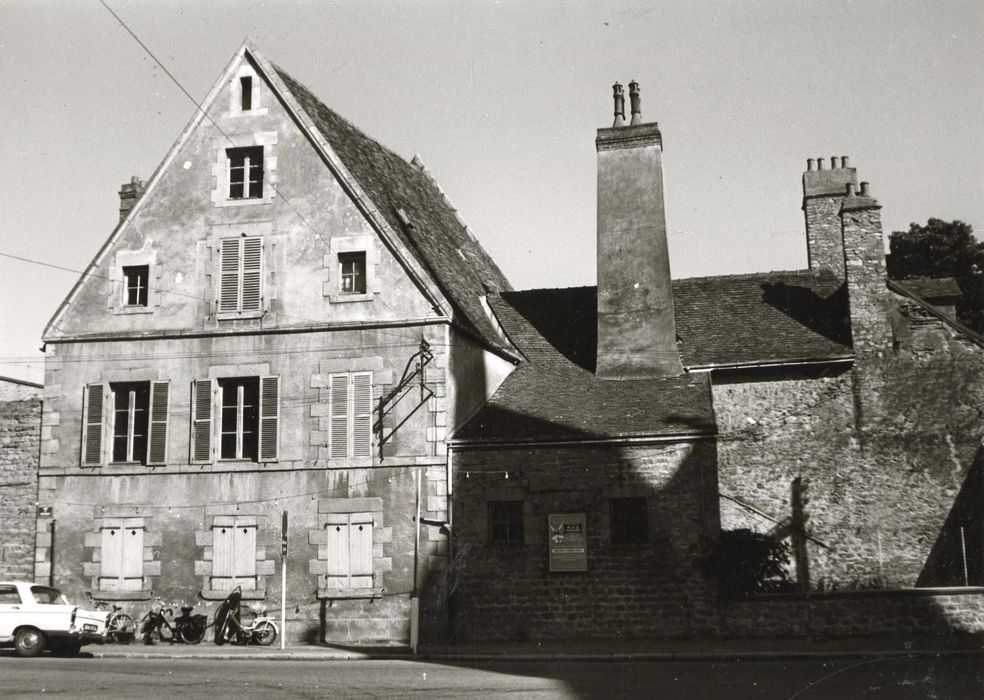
210 517 258 592
98 518 146 592
217 377 259 461
217 235 263 317
328 372 373 460
610 497 650 545
488 500 525 546
82 380 169 467
338 251 367 295
226 146 264 200
122 265 149 307
110 382 150 464
190 375 279 464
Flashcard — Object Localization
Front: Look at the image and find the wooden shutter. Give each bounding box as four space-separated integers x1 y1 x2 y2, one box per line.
241 237 262 311
325 514 351 588
329 374 349 458
233 523 257 590
120 519 145 591
349 513 374 588
82 383 105 466
146 381 169 465
211 524 234 589
258 375 279 461
99 523 124 590
190 379 214 463
352 373 372 458
219 238 241 312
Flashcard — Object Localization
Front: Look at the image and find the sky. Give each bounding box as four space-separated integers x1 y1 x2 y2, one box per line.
1 0 982 384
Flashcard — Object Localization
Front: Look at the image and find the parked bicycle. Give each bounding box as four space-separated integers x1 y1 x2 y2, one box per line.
213 586 278 646
88 596 136 644
140 598 208 644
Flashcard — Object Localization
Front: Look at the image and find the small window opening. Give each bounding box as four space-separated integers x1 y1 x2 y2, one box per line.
611 497 649 544
240 76 253 111
227 146 264 200
488 501 524 545
123 265 149 307
339 251 367 294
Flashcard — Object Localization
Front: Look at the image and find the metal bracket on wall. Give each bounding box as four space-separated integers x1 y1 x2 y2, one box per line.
374 340 435 460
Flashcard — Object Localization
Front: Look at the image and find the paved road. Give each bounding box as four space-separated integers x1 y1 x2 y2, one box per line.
2 655 981 699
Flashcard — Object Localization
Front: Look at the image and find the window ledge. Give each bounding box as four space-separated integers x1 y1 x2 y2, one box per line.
200 588 266 601
329 292 374 304
317 587 383 601
115 306 154 315
214 198 273 209
216 310 266 321
91 589 153 602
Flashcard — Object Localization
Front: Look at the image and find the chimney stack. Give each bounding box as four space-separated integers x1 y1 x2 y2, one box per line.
802 155 857 277
595 81 682 379
119 176 146 223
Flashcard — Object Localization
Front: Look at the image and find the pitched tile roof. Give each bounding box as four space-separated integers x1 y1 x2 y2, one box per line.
892 277 962 301
275 67 512 351
453 290 716 444
454 269 855 443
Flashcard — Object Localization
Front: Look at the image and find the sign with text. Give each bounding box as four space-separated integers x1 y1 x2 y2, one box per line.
548 513 587 572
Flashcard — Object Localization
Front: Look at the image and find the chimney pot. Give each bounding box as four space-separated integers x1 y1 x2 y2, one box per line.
817 157 826 170
612 82 625 127
841 155 850 168
807 158 815 171
831 156 841 169
628 80 642 126
860 181 870 197
846 182 856 197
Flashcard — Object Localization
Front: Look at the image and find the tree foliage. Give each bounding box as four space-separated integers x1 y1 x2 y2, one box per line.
887 218 984 333
707 529 794 597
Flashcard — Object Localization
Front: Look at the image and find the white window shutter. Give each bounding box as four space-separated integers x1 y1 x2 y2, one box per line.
99 525 123 589
219 238 241 313
233 523 257 590
190 379 214 463
258 375 279 461
329 374 349 459
241 237 262 311
211 524 234 590
82 383 105 466
325 514 350 588
349 513 373 588
147 381 169 465
121 520 145 591
352 373 373 458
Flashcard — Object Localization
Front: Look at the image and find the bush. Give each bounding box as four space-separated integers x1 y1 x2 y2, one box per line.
708 529 795 597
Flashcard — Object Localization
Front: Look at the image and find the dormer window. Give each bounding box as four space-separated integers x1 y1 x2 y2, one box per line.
339 252 366 294
122 265 149 307
227 146 264 200
240 76 253 111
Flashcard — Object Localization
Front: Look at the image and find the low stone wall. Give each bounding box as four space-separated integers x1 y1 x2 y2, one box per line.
721 588 984 637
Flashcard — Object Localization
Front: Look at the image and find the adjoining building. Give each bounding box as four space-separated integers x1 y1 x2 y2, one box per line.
1 375 42 580
38 48 983 644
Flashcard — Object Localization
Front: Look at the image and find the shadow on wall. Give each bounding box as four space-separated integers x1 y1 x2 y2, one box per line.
918 445 984 587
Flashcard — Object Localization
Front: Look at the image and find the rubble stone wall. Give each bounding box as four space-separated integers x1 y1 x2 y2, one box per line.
0 399 40 579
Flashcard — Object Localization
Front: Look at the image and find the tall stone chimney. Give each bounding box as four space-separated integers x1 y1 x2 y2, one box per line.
802 156 857 277
118 176 146 223
595 81 682 379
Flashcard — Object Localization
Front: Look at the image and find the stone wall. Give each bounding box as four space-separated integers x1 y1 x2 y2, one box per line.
451 440 720 641
721 588 984 637
0 398 40 579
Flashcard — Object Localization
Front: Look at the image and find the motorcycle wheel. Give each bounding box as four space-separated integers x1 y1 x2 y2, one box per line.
140 614 159 645
179 622 207 645
108 613 135 644
254 620 277 646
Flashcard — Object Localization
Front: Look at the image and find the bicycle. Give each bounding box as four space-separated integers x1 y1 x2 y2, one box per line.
88 596 136 645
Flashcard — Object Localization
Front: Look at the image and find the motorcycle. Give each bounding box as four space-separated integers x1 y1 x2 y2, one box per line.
213 586 278 646
141 598 208 644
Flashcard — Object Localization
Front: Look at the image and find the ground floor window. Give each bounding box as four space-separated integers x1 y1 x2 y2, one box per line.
611 497 649 544
211 517 257 591
99 518 145 591
488 501 524 545
324 512 374 590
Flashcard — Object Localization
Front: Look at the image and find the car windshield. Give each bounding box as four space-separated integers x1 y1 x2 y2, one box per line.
31 585 70 605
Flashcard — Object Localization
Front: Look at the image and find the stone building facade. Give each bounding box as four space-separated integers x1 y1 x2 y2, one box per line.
38 42 514 644
0 376 42 580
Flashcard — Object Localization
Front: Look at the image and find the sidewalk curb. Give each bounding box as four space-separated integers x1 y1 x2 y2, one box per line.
90 648 984 662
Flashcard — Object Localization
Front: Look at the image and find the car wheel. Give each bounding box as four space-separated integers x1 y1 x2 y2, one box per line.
14 627 46 658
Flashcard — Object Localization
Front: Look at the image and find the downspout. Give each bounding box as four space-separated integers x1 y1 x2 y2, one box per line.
410 466 422 655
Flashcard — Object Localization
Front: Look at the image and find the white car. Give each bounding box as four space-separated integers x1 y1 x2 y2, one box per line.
0 581 108 657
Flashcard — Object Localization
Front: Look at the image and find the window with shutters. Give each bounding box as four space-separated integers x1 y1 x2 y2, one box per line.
218 236 263 316
191 375 278 463
211 518 257 591
328 372 373 459
82 381 169 467
324 512 374 590
98 518 145 591
227 146 263 199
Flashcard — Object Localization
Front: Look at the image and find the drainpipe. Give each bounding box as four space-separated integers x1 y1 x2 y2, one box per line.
49 519 56 587
410 467 422 655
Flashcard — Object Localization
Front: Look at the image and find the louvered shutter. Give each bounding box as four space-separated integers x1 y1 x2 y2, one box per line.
241 237 262 311
233 523 257 590
349 513 373 588
120 519 145 591
219 238 241 312
82 383 105 466
258 375 279 461
99 522 124 590
325 514 350 588
191 379 214 463
211 524 235 590
329 374 349 458
146 381 169 465
352 373 372 458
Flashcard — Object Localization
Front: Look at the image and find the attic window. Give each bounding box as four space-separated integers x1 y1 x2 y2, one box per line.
227 146 264 199
240 76 253 111
122 266 149 307
339 252 366 294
